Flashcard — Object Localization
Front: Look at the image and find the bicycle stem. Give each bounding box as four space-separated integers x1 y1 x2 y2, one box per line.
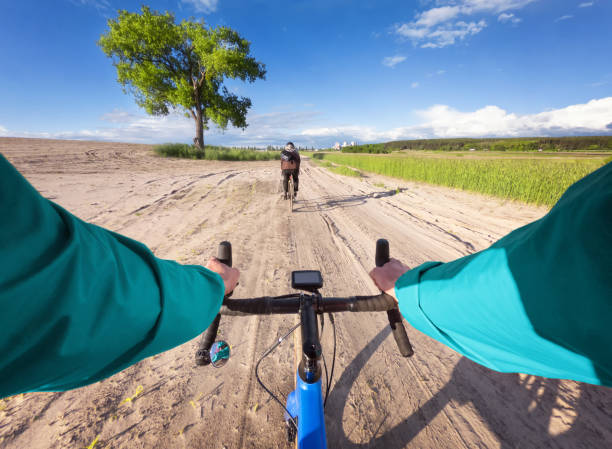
298 293 323 384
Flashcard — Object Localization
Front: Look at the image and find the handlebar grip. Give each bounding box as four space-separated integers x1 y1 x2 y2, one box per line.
217 241 232 267
375 239 390 267
387 308 414 357
352 293 398 311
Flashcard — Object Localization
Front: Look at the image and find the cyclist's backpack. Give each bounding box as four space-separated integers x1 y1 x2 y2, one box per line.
281 150 298 170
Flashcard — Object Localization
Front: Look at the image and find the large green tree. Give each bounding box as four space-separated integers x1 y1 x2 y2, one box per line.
98 6 266 149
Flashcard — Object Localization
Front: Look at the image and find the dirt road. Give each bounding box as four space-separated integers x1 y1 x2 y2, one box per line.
1 138 611 449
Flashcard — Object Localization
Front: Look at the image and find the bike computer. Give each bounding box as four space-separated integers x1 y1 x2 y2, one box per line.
291 270 323 291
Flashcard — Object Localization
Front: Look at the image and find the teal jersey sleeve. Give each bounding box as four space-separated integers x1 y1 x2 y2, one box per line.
0 155 225 397
396 162 612 386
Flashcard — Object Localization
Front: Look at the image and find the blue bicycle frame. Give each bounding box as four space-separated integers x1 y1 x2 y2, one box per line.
286 375 326 448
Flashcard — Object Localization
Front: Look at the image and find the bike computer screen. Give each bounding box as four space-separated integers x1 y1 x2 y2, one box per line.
291 270 323 291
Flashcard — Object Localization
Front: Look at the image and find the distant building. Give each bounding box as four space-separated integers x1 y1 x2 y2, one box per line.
350 141 356 146
333 142 341 150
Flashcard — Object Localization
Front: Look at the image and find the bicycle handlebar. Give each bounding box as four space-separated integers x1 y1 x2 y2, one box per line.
219 292 398 316
196 240 414 366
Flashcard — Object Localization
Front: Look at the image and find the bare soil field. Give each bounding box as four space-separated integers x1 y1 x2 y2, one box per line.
1 137 611 449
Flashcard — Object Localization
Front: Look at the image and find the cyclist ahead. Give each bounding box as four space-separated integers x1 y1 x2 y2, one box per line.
281 142 300 200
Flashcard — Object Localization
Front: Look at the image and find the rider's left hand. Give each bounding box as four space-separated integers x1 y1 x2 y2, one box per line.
369 258 410 302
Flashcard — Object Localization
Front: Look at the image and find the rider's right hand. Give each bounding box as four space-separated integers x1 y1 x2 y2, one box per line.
206 257 240 296
369 258 410 302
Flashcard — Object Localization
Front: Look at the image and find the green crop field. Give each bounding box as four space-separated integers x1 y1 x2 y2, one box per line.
313 152 609 207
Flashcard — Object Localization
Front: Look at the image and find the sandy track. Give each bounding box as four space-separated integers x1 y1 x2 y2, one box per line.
1 138 611 449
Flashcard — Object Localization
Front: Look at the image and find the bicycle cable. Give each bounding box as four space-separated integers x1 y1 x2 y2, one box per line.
319 314 330 408
255 321 300 432
254 309 337 427
324 313 337 408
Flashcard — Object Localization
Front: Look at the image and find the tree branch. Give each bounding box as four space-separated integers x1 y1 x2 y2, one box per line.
198 65 206 86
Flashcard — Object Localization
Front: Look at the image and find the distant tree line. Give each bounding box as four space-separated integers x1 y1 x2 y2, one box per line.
341 143 390 154
339 136 612 153
266 145 316 151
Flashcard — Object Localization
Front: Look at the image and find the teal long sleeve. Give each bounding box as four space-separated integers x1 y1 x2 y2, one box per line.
396 162 612 386
0 155 225 397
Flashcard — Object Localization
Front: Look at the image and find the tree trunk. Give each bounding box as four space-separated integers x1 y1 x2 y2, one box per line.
194 108 204 151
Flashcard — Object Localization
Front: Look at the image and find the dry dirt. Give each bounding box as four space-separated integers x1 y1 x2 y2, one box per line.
1 137 611 449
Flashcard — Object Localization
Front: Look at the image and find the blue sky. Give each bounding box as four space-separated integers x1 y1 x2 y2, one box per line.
1 0 611 147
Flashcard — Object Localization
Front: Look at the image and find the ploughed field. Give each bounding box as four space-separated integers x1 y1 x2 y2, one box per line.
1 138 611 449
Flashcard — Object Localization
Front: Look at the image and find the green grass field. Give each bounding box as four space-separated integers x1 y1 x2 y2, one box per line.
313 152 609 207
154 143 281 161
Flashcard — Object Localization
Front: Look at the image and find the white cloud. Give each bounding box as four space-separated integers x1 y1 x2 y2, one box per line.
555 15 574 21
0 109 325 147
397 18 487 48
4 98 611 148
394 0 536 47
412 97 612 138
382 56 407 68
299 97 612 144
0 112 191 143
301 126 377 140
498 13 522 23
461 0 536 13
423 20 487 48
181 0 220 14
579 2 594 7
415 6 462 27
411 82 420 88
69 0 111 10
100 109 142 124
